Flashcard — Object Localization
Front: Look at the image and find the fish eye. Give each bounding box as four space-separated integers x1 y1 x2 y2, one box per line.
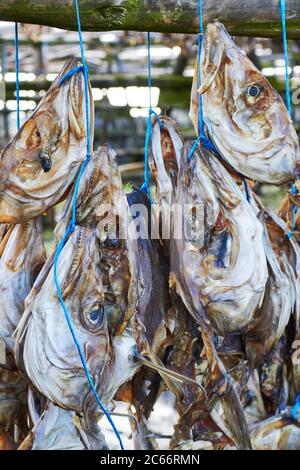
38 151 52 173
87 306 104 326
81 304 105 333
247 85 262 98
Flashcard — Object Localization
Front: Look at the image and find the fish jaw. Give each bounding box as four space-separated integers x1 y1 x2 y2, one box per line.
97 330 141 404
0 58 94 223
190 21 300 185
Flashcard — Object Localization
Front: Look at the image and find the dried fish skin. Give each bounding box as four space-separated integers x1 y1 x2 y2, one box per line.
189 21 300 184
0 58 94 223
251 408 300 450
170 142 267 336
0 218 46 354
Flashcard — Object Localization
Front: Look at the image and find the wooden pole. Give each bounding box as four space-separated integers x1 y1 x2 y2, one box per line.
0 1 299 37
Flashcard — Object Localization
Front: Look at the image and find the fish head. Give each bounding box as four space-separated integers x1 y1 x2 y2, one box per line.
15 146 140 412
190 21 300 184
16 225 111 411
56 145 140 335
0 58 94 223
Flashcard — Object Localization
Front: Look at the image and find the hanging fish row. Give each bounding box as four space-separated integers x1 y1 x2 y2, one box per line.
1 21 300 450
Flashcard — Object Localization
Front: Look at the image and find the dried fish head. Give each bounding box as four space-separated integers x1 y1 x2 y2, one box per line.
0 58 94 223
15 226 111 412
14 147 140 415
190 21 300 184
170 142 267 336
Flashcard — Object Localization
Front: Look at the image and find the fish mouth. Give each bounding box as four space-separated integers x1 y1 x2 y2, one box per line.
202 21 238 76
204 20 231 47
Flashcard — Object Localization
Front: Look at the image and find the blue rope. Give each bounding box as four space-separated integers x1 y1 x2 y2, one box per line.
58 65 86 86
188 0 219 162
197 0 204 140
280 0 297 242
141 32 162 203
14 23 20 131
287 182 298 238
280 0 292 116
53 0 123 450
292 394 300 421
281 0 300 420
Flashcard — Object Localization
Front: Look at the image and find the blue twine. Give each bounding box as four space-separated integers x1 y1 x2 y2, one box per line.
292 394 300 421
53 0 123 450
280 0 292 116
14 23 20 131
281 0 300 419
281 0 297 242
141 32 162 203
188 0 219 162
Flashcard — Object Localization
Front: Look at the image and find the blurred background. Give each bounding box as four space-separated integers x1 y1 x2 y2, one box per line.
0 22 299 252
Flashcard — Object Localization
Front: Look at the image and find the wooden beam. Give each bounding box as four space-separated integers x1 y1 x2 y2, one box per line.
0 1 300 37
